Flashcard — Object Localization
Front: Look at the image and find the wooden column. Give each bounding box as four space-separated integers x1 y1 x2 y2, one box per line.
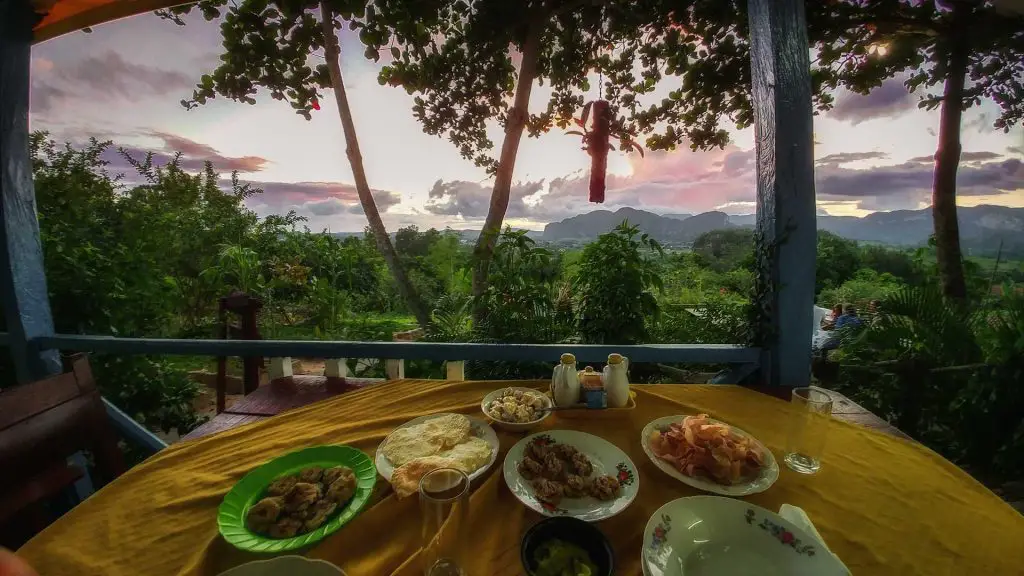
748 0 816 387
0 0 61 382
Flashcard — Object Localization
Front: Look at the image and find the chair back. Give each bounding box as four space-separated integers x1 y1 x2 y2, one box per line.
0 355 125 493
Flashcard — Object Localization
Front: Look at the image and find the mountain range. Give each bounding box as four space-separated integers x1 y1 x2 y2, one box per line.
540 205 1024 252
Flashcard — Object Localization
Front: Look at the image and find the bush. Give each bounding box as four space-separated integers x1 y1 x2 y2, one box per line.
575 222 662 344
92 355 205 434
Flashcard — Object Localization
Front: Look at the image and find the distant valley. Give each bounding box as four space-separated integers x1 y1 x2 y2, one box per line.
333 205 1024 256
540 205 1024 254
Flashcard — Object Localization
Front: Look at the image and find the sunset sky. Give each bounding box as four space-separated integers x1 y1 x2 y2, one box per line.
29 10 1024 232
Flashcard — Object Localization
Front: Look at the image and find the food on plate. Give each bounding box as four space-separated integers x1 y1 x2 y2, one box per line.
588 475 620 501
519 436 619 506
570 452 593 477
648 413 766 485
383 415 494 498
563 474 589 498
266 475 298 497
532 539 598 576
326 472 356 504
298 466 323 483
381 414 472 467
518 456 543 480
244 496 283 532
244 464 356 539
484 388 548 423
321 465 350 487
302 500 338 531
532 477 565 504
268 516 304 539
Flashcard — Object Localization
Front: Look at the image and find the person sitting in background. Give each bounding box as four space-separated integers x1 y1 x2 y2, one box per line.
821 304 843 330
835 304 863 330
816 304 862 354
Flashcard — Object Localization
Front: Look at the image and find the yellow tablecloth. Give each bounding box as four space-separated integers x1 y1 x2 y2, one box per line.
18 380 1024 575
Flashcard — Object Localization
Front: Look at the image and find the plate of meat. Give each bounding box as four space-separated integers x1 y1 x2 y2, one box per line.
503 430 638 522
641 414 778 497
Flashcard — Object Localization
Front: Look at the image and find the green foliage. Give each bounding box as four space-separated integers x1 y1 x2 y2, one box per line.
818 268 906 307
815 231 862 293
692 228 754 273
93 355 204 434
575 222 663 345
473 228 570 344
654 296 751 346
360 1 664 171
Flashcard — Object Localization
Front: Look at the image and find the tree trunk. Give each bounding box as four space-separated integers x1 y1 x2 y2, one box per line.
470 17 545 316
319 4 430 328
931 1 971 301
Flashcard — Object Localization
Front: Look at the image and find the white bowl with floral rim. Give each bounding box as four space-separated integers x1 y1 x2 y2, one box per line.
503 430 638 522
642 496 848 576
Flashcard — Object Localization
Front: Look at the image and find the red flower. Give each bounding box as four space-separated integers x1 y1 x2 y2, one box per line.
618 470 628 482
311 98 321 111
781 531 794 544
654 527 665 539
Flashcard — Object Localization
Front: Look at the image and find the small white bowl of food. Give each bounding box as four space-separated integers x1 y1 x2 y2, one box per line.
481 387 552 433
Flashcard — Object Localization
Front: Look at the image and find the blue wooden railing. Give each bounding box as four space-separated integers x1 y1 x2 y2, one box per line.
28 334 760 364
1 333 760 453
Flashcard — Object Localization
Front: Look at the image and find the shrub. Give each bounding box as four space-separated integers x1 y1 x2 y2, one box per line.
575 222 662 344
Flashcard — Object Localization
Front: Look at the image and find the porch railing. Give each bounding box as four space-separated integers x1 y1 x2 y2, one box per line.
1 333 760 452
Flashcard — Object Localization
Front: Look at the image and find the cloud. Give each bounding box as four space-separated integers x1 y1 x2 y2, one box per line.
829 78 916 125
1004 145 1021 156
30 51 193 114
104 134 269 174
248 181 402 215
147 131 268 172
908 151 1003 164
816 152 889 165
424 179 544 218
961 151 1004 162
816 157 1024 210
305 198 349 216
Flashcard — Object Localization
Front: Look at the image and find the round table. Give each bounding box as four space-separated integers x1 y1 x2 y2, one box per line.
18 379 1024 575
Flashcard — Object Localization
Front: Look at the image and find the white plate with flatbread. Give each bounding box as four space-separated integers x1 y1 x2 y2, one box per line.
375 413 499 497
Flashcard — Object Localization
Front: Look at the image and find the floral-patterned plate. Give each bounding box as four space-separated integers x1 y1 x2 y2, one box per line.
502 430 639 522
641 496 848 576
641 415 779 497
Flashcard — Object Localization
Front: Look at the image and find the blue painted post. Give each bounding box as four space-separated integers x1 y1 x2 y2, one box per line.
0 0 62 382
747 0 816 387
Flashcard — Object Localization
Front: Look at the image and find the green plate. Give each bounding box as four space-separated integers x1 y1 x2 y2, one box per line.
218 445 376 553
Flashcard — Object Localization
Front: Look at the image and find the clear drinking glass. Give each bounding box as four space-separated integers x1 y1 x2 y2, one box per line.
784 387 834 474
419 468 470 576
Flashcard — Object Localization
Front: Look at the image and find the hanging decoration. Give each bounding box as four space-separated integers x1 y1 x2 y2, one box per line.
567 101 644 204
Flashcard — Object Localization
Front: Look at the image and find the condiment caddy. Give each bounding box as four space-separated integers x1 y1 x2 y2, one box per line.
548 352 636 418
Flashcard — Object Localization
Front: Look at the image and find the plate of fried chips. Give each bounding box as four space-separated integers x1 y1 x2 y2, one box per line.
642 414 778 496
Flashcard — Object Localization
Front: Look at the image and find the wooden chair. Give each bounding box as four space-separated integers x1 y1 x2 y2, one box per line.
0 354 125 542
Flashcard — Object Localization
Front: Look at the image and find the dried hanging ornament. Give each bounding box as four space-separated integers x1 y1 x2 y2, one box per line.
567 100 644 204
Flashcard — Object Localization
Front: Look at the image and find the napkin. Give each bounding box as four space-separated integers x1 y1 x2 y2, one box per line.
779 504 851 575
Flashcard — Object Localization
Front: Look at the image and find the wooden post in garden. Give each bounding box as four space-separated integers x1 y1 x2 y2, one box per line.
747 0 817 387
0 0 62 383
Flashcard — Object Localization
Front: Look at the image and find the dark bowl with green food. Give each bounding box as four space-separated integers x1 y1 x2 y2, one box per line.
521 517 614 576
